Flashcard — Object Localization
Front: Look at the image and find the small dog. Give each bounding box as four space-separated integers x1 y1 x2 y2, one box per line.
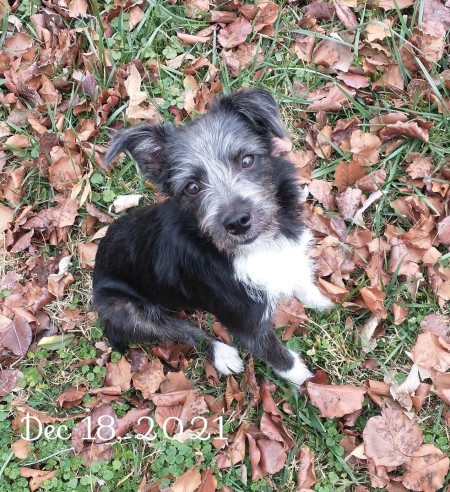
93 89 333 386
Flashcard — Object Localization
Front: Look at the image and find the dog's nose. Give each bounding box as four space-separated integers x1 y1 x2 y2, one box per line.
223 212 251 235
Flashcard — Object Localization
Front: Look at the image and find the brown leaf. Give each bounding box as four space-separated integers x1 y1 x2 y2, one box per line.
197 468 217 492
0 203 14 233
297 447 317 490
363 406 423 467
423 0 450 29
5 134 30 149
12 438 31 459
171 468 202 492
305 0 335 20
420 313 450 338
56 387 86 408
405 153 432 179
257 438 286 475
291 35 316 63
1 317 32 356
132 358 165 398
350 130 381 165
412 333 450 373
337 72 370 89
307 383 366 418
246 433 264 480
377 0 414 9
0 369 22 396
217 17 252 49
360 286 387 319
253 1 280 32
402 444 450 491
105 356 132 392
334 160 366 191
184 0 209 18
68 0 88 17
222 43 263 77
20 468 57 492
333 0 358 29
380 121 430 142
313 40 353 73
177 32 210 45
308 179 335 210
335 187 362 221
355 169 386 191
438 216 450 245
392 304 408 325
215 423 247 469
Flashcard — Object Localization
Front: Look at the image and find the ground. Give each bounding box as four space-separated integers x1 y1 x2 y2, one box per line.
0 0 450 491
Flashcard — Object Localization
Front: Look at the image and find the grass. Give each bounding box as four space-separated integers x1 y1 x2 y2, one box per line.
0 0 449 491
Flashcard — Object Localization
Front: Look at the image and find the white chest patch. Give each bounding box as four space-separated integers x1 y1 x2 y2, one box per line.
233 230 314 313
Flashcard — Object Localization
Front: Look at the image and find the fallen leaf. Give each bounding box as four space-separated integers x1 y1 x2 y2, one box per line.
332 0 358 29
334 160 366 192
12 438 31 459
0 369 22 396
390 364 421 412
402 444 450 491
380 121 430 142
56 387 86 408
0 317 32 356
308 179 335 210
132 358 165 398
352 190 383 227
5 134 30 149
420 313 450 338
305 0 335 20
377 0 414 9
406 154 432 179
105 357 132 392
215 423 247 469
350 130 381 165
412 333 450 373
217 17 252 49
112 194 143 213
0 203 14 232
307 383 366 418
297 447 317 490
171 468 202 492
335 187 362 221
437 216 450 245
393 304 408 325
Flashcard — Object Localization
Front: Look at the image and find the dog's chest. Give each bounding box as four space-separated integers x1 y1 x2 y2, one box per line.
233 231 313 304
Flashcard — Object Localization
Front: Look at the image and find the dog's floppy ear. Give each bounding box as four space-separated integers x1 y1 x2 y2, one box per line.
103 124 173 182
213 88 286 138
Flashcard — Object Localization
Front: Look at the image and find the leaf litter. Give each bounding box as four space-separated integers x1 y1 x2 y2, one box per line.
0 0 450 490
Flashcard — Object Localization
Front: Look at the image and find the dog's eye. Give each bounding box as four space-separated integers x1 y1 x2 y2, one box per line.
242 155 255 168
185 182 201 195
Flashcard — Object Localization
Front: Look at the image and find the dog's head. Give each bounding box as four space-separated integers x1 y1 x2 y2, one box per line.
105 89 295 252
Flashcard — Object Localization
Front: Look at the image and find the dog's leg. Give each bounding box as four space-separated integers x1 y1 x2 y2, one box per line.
294 283 335 311
94 282 243 375
229 322 313 386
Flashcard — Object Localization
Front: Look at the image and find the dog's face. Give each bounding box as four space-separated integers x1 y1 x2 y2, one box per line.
105 89 288 252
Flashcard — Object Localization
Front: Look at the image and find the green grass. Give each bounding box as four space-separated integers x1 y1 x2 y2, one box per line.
1 0 450 491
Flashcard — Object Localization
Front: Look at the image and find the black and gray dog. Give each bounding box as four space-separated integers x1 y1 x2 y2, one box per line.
93 89 333 386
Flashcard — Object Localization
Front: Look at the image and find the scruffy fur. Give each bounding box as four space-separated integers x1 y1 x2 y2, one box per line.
93 89 333 386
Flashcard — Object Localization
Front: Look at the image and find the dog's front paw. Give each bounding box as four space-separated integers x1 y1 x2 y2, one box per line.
295 288 335 312
212 341 244 375
275 350 313 387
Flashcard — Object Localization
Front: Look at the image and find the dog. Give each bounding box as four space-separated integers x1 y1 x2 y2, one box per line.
93 88 333 387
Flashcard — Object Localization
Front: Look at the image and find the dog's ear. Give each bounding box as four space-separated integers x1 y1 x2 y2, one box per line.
103 124 173 182
213 88 286 138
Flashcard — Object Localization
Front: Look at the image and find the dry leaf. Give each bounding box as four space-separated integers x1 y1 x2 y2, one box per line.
112 194 143 213
217 17 252 49
363 406 423 467
297 447 317 490
412 333 450 373
307 382 366 418
402 444 450 491
171 468 202 492
335 187 362 221
132 358 165 398
105 357 132 392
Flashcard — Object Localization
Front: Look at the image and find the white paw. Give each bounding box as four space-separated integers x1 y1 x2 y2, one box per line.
275 350 313 387
212 341 244 375
296 288 335 311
